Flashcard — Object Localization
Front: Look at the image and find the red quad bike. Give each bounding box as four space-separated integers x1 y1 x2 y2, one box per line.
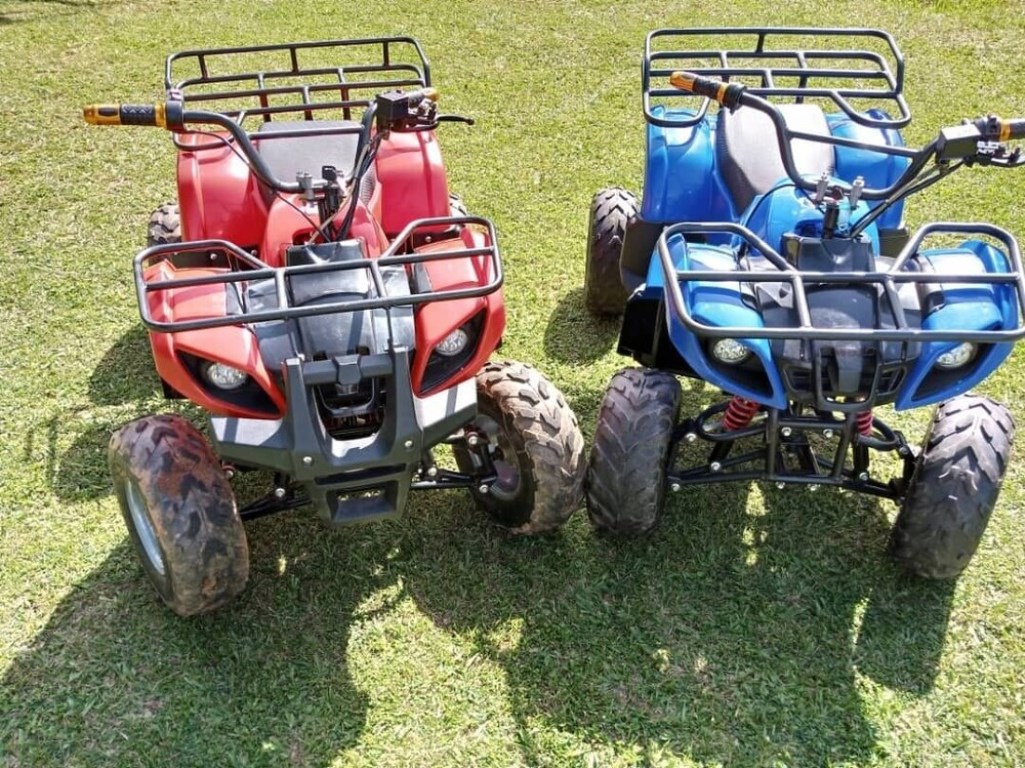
84 38 585 616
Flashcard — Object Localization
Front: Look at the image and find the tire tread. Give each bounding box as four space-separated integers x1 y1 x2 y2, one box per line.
890 395 1014 579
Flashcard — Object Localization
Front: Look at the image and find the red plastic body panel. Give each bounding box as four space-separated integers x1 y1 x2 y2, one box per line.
175 133 269 246
411 227 505 396
375 130 451 236
176 128 450 247
161 124 499 414
256 194 391 266
144 262 285 419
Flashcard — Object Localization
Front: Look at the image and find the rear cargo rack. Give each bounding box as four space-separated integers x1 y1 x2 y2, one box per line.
164 37 430 152
135 216 500 333
644 27 910 130
658 221 1025 343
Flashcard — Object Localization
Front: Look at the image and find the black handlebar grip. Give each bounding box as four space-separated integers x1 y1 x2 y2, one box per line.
1000 118 1025 141
406 87 439 107
972 115 1025 142
669 71 747 110
118 104 158 126
83 103 171 127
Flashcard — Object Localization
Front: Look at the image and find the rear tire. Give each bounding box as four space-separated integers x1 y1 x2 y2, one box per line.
109 414 249 615
147 202 181 246
890 394 1014 579
585 187 638 316
456 361 585 534
586 367 681 535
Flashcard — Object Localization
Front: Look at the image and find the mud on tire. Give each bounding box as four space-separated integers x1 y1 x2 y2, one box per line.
585 187 639 316
109 414 249 615
586 367 681 535
147 201 181 246
890 394 1014 579
457 361 585 534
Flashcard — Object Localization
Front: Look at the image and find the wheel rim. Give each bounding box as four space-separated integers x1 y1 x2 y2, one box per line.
125 479 166 577
475 414 522 501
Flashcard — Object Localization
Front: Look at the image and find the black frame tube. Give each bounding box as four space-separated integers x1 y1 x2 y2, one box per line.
134 216 502 333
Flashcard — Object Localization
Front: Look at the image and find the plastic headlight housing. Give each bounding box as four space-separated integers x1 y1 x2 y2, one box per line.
711 338 752 365
935 342 976 370
200 361 249 390
423 311 485 391
435 327 470 357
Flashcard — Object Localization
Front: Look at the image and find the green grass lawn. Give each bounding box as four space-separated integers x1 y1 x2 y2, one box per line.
3 0 1025 765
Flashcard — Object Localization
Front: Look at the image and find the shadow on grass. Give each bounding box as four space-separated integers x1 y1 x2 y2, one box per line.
9 440 954 766
0 0 108 25
403 480 955 765
543 287 621 365
1 514 386 767
42 326 163 502
88 325 160 407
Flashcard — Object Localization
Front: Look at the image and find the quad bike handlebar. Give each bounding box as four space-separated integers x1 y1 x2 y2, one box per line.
670 70 1025 203
82 87 444 195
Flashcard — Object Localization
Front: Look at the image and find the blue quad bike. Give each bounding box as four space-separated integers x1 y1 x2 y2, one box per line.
584 28 1025 578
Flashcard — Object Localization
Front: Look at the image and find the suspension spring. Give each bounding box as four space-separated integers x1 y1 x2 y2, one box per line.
722 396 761 431
856 409 874 437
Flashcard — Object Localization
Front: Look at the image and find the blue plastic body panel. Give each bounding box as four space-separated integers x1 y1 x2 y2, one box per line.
634 100 1023 409
741 184 880 255
648 235 789 408
642 105 910 234
641 107 733 244
646 227 1018 410
896 240 1017 409
827 109 910 231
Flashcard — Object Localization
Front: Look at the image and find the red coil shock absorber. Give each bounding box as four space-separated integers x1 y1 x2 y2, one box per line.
722 396 761 431
856 409 874 437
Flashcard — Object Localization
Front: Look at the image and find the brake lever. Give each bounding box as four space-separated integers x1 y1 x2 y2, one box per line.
436 114 476 126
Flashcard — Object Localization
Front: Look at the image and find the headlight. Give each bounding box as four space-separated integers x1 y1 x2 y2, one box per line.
935 342 976 370
423 312 484 392
711 338 752 365
200 361 249 390
435 327 470 357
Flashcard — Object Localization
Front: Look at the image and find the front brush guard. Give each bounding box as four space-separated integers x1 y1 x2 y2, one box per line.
659 220 1025 344
658 221 1025 410
133 215 501 332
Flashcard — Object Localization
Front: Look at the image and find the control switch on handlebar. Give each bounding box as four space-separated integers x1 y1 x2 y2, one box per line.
375 88 439 132
937 123 984 162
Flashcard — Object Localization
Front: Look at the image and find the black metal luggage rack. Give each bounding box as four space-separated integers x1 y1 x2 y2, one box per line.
164 37 431 149
643 27 911 130
133 216 501 333
658 220 1025 344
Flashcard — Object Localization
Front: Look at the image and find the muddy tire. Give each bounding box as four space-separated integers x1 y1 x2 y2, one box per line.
455 361 585 534
585 187 638 316
890 395 1014 579
109 414 249 615
147 202 181 246
586 367 681 535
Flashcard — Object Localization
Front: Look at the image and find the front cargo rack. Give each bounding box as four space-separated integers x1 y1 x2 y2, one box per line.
134 216 500 333
643 27 910 129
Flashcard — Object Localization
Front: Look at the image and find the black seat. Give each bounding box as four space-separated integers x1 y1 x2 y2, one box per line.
717 103 835 214
254 120 361 183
